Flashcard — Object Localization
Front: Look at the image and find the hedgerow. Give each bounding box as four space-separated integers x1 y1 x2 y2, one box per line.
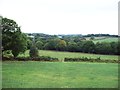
2 56 59 62
64 57 119 63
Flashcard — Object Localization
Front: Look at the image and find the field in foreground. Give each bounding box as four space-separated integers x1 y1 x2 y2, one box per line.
19 50 119 61
2 61 118 88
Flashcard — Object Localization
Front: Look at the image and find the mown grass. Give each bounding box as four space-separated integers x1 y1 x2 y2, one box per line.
19 50 118 61
2 61 118 88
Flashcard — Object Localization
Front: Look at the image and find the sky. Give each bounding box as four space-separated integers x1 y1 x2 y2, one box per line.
0 0 119 35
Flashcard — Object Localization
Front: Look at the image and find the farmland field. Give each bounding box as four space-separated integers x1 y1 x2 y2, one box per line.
85 37 118 43
2 61 118 88
19 50 118 61
3 50 119 88
92 37 118 43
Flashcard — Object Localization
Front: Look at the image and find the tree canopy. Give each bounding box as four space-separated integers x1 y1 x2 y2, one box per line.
2 17 27 57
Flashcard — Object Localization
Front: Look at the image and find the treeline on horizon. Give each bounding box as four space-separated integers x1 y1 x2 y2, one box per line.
26 33 119 37
26 33 120 55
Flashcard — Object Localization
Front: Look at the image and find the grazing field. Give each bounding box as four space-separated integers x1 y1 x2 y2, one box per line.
19 50 118 61
85 36 106 40
2 61 118 88
92 37 118 43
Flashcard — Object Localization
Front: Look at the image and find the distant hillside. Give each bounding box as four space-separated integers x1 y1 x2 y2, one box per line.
92 37 118 43
25 33 118 39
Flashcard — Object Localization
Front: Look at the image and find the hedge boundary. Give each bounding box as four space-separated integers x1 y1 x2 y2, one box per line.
64 57 119 63
2 56 59 62
2 56 119 63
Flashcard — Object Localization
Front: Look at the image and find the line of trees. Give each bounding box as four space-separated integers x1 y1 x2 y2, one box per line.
27 37 120 55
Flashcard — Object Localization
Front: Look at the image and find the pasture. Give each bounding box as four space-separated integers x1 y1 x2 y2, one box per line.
85 36 118 43
19 50 118 61
3 50 119 88
2 61 118 88
92 37 118 43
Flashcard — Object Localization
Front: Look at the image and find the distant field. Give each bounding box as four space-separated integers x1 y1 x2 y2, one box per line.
2 61 118 88
19 50 118 61
85 37 118 43
92 37 118 43
85 37 106 40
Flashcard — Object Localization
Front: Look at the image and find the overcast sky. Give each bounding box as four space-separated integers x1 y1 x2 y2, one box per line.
0 0 119 35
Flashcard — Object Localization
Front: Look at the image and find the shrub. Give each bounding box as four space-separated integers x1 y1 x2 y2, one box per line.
96 57 101 61
29 45 39 58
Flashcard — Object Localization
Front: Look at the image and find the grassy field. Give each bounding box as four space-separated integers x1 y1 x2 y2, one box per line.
92 37 118 43
85 36 106 40
2 61 118 88
19 50 118 61
85 37 118 43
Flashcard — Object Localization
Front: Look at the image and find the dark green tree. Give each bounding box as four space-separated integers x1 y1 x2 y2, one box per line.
67 42 78 52
2 17 27 57
76 41 84 52
11 33 27 57
43 39 59 50
95 42 112 54
110 42 118 55
82 41 95 53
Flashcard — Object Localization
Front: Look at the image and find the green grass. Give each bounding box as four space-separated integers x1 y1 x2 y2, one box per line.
85 36 106 40
2 61 118 88
92 37 118 43
19 50 118 61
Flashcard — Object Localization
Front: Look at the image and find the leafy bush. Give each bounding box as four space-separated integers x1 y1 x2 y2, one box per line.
29 45 39 58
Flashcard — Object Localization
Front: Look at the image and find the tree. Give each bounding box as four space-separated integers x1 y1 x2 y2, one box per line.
11 33 27 57
67 42 78 52
95 42 112 54
76 41 84 52
2 17 27 57
43 39 59 50
35 41 43 50
26 37 33 49
110 42 118 55
56 40 67 51
82 41 95 53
